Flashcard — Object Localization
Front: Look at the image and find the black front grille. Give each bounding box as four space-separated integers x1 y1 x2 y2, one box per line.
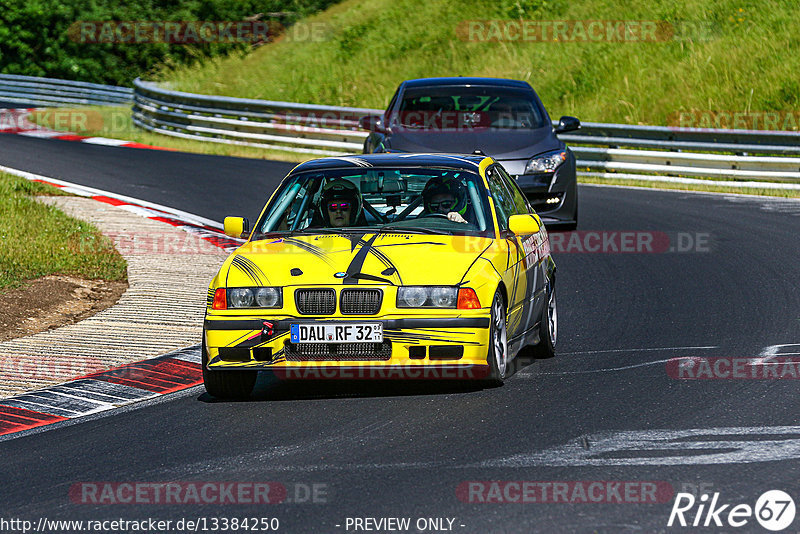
284 341 392 361
295 289 336 315
340 289 383 315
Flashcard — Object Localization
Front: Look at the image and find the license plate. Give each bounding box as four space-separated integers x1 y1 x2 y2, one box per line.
290 323 383 343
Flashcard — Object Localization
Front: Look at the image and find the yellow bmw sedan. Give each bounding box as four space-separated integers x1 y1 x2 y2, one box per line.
203 153 556 398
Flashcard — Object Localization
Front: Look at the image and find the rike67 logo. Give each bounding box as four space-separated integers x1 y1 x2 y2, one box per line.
668 490 796 531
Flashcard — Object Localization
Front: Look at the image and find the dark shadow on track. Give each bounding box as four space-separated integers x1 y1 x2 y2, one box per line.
0 101 37 108
198 372 498 403
505 347 556 378
197 345 561 403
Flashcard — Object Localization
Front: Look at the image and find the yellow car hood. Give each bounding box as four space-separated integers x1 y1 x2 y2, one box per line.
224 233 494 287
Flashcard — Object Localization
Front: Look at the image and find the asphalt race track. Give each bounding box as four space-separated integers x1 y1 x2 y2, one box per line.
0 101 39 108
0 134 295 222
1 134 799 532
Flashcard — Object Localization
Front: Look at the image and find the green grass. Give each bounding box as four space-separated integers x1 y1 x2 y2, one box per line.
0 173 128 291
155 0 800 126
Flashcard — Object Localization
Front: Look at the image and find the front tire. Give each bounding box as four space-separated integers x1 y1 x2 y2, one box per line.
486 290 509 384
202 339 257 399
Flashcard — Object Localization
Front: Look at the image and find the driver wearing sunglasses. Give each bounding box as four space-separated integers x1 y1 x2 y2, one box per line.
422 176 469 224
317 179 363 228
326 200 352 227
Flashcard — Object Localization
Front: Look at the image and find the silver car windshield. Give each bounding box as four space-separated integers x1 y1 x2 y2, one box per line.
254 167 493 238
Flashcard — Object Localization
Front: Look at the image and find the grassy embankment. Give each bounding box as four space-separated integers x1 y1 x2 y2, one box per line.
31 0 800 196
0 173 127 291
163 0 800 123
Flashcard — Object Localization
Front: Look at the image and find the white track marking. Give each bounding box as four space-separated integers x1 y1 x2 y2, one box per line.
0 163 223 229
186 425 800 472
580 173 800 190
517 358 676 376
18 130 64 138
720 195 800 215
516 346 717 376
479 426 800 467
750 343 800 365
560 346 717 356
81 137 130 146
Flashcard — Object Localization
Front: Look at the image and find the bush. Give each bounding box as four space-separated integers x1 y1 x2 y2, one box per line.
0 0 338 86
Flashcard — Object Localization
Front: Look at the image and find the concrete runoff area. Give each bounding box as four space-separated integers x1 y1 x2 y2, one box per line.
0 196 225 398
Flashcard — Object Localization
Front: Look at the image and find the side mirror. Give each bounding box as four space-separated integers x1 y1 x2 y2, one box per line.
224 216 249 239
508 214 541 235
358 114 384 132
555 116 581 134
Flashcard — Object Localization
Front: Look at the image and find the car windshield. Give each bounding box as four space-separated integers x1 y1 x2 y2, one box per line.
252 166 494 238
394 86 546 130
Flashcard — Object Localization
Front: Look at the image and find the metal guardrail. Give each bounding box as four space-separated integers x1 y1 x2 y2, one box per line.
0 74 132 107
560 122 800 156
131 78 800 184
133 78 372 155
572 147 800 182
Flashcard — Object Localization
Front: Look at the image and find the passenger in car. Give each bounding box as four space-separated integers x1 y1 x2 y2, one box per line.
422 175 470 224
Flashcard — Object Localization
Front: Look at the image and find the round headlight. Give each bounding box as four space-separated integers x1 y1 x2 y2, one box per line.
255 287 280 307
430 287 456 308
401 287 428 307
229 288 254 308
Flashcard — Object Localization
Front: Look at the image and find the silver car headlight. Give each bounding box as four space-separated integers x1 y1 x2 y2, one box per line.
397 286 457 308
228 287 282 308
255 287 281 307
525 150 567 174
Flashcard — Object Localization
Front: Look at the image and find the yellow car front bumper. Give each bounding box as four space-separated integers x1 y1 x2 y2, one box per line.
203 313 492 379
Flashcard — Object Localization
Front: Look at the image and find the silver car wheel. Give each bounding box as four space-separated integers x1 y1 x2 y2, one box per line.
492 292 508 378
547 288 558 348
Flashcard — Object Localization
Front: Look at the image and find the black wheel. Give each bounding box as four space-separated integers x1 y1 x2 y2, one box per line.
202 339 257 399
485 290 509 384
532 282 557 359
